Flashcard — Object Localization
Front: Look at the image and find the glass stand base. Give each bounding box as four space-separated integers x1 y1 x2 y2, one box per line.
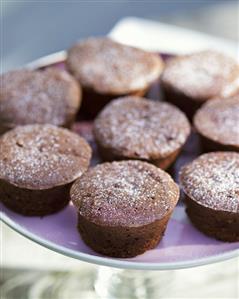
94 266 175 299
1 267 175 299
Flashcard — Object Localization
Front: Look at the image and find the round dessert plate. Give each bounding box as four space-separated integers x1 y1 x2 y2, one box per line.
1 203 239 270
1 51 238 270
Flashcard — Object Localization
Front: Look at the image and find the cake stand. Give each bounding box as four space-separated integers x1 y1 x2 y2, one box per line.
1 51 239 299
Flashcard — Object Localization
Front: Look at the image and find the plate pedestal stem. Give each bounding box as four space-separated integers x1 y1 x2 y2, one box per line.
94 266 175 299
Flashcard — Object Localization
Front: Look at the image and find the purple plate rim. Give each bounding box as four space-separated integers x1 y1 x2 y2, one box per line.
1 51 239 271
1 211 239 270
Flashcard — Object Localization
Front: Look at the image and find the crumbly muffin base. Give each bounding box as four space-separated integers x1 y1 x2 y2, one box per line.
198 134 239 152
161 83 204 121
77 211 172 258
80 87 148 118
185 195 239 242
0 125 10 135
0 179 72 216
96 142 181 170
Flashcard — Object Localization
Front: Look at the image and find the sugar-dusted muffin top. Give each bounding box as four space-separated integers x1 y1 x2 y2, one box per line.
180 152 239 213
219 74 239 98
67 37 163 95
0 68 81 129
161 50 239 101
71 160 179 227
93 96 190 159
194 95 239 148
0 124 92 189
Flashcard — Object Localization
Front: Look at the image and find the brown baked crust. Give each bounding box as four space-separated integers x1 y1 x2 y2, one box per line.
96 140 181 170
160 83 203 121
180 152 239 242
66 37 164 95
0 68 81 132
194 96 239 152
0 124 92 216
185 195 239 242
80 84 148 118
93 97 190 168
71 160 179 257
219 74 239 98
0 179 71 216
161 50 239 119
77 212 172 258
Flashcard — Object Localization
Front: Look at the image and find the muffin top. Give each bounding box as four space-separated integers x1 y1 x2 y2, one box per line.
67 37 163 95
194 96 239 148
180 152 239 213
94 97 190 160
219 74 239 98
71 160 179 227
0 68 81 129
161 50 239 101
0 124 92 190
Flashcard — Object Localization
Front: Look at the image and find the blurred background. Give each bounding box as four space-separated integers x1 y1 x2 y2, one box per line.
2 0 238 71
1 1 239 298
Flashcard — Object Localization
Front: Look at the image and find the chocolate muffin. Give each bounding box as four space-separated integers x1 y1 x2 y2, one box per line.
219 73 239 98
93 96 190 169
194 96 239 152
0 124 92 216
71 160 179 257
180 152 239 242
161 50 239 120
0 68 81 134
67 37 164 116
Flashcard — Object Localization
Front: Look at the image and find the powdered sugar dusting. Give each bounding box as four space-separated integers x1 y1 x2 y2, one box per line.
0 124 91 189
220 75 239 98
71 160 179 226
67 37 163 94
162 50 238 100
180 152 239 213
94 97 190 159
0 68 80 128
194 96 239 146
